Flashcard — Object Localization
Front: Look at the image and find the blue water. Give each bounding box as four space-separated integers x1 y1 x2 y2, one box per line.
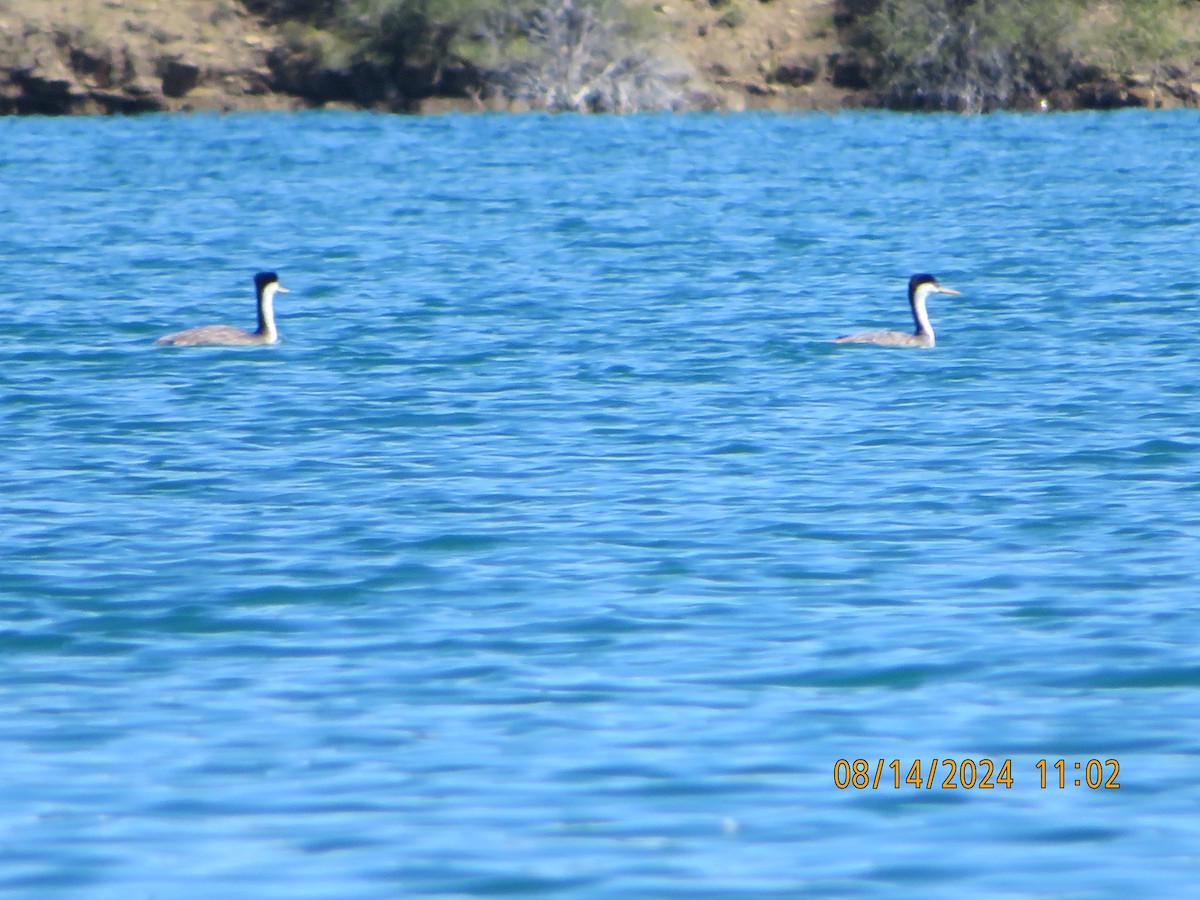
2 109 1200 896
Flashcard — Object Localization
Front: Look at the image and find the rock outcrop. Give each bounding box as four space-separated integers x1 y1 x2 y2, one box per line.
0 0 291 114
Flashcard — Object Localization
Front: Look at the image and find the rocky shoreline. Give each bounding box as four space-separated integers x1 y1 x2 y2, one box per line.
0 1 284 115
1 0 1197 115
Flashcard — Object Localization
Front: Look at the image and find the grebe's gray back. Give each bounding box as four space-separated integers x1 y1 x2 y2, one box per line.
156 272 289 347
835 274 960 348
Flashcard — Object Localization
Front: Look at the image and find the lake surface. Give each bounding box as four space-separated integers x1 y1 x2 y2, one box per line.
2 109 1199 896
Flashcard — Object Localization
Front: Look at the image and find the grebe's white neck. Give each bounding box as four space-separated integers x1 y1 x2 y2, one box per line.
256 282 287 343
909 281 937 344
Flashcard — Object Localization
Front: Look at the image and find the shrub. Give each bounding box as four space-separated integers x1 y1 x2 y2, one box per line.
477 0 685 111
850 0 1085 111
847 0 1200 111
260 0 681 111
1075 0 1200 87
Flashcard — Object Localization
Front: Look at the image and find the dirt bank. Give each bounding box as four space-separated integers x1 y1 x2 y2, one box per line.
0 0 293 114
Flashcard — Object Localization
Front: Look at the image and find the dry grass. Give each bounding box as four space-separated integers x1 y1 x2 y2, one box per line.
1071 0 1200 82
651 0 847 108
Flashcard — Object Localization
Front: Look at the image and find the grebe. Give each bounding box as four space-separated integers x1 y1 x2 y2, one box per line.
156 272 289 346
835 274 960 348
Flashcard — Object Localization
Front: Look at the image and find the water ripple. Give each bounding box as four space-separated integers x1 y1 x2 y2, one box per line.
2 110 1199 896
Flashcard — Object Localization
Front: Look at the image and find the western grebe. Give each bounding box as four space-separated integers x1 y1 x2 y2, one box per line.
834 274 961 348
155 272 289 347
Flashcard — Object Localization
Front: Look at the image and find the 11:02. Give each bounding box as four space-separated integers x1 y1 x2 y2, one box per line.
1036 758 1121 789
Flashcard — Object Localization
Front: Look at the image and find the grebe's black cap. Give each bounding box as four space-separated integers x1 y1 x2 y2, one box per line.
254 271 280 291
909 273 939 290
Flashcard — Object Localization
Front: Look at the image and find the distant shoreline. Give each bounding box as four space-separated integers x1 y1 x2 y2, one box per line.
3 0 1197 117
7 80 1196 117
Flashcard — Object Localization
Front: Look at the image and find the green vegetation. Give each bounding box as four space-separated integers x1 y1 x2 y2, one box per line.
254 0 484 106
844 0 1083 111
842 0 1200 111
246 0 1200 112
475 0 681 111
1078 0 1199 88
252 0 678 111
6 0 1199 113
